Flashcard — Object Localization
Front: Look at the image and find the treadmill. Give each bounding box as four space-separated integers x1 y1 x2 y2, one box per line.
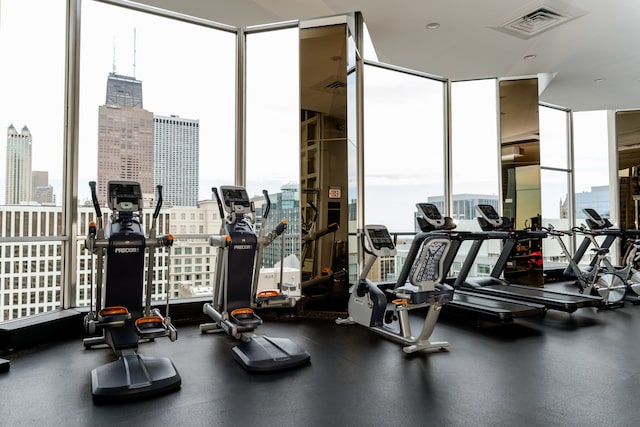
416 203 546 323
460 205 602 313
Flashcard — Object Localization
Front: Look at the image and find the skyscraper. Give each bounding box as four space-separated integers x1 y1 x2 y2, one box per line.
5 124 32 205
97 72 153 205
154 115 199 207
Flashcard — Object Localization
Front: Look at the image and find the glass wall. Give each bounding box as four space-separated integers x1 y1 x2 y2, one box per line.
76 1 236 305
0 1 622 322
363 64 445 232
539 105 571 268
0 0 66 320
449 79 500 277
245 27 300 294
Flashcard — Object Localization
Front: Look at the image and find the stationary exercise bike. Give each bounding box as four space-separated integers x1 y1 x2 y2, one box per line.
336 224 454 353
543 224 626 307
83 181 180 403
200 186 310 372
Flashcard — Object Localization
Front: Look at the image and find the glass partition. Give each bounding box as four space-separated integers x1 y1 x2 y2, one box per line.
0 0 66 321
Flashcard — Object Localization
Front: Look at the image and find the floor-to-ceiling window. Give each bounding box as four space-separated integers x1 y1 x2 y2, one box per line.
245 26 300 294
450 79 500 277
539 105 572 267
363 64 445 232
76 1 236 306
0 0 66 321
363 64 445 281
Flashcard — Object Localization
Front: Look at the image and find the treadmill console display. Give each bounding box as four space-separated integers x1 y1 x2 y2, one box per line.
364 225 397 257
416 203 445 227
476 204 503 227
220 186 251 213
582 207 614 230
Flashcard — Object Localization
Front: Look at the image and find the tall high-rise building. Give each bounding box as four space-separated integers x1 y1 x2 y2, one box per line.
154 115 199 207
97 72 153 205
5 124 32 205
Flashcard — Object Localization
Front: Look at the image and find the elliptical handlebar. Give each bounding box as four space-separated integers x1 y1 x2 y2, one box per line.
153 185 163 220
89 181 103 229
262 189 271 220
212 187 224 219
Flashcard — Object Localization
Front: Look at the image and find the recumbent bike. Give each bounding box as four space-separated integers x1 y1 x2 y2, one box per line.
336 224 454 354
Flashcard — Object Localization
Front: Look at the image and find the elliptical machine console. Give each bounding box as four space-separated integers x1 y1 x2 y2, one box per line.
201 185 310 372
336 224 453 354
83 180 180 403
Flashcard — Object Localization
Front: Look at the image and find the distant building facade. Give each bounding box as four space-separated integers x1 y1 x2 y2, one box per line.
5 124 32 205
153 115 199 207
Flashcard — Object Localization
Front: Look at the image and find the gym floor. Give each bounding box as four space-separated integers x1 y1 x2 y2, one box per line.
2 283 640 427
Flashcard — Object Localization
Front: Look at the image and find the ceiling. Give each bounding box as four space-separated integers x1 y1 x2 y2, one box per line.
135 0 640 112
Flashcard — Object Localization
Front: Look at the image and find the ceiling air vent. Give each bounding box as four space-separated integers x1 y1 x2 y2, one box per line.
495 5 578 39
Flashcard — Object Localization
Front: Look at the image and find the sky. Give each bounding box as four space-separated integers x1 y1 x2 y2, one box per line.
0 0 619 232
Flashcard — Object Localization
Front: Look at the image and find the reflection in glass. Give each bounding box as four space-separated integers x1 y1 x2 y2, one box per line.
299 23 350 309
499 78 542 286
616 110 640 231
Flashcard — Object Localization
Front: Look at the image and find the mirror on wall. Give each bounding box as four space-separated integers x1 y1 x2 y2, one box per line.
299 22 350 310
499 78 543 286
616 110 640 234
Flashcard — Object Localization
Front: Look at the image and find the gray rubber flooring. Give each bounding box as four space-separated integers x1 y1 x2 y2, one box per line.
2 286 640 426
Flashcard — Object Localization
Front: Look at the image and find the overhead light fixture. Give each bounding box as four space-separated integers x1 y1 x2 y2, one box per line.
523 54 537 60
594 78 606 83
426 22 440 30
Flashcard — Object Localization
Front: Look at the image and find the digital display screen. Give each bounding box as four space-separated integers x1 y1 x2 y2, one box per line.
478 204 499 220
222 188 249 207
367 227 394 249
418 203 442 220
583 208 602 221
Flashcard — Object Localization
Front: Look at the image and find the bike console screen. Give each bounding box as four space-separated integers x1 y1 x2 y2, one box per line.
364 225 397 256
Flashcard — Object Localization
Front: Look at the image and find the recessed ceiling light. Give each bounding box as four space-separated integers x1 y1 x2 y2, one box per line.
594 78 606 83
426 22 440 30
523 54 537 60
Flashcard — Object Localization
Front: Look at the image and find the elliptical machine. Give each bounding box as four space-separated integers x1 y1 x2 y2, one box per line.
200 186 310 372
336 224 454 354
83 181 180 403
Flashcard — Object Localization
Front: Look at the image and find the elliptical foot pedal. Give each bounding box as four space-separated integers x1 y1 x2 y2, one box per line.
232 335 310 372
135 315 168 339
97 306 131 326
230 307 262 328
